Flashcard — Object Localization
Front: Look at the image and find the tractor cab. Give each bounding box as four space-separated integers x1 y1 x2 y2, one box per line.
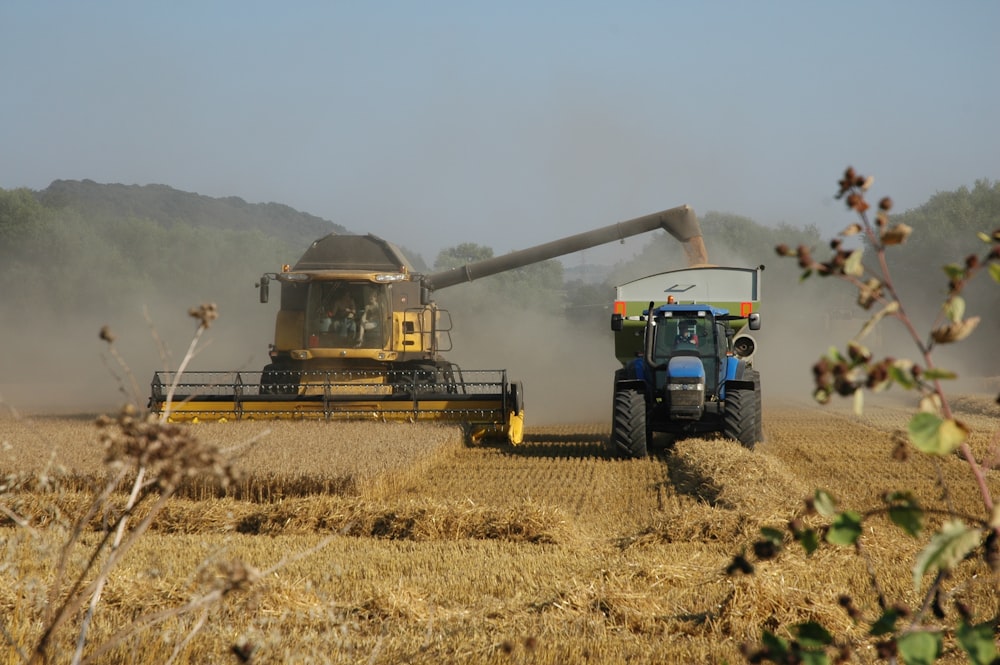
644 305 730 417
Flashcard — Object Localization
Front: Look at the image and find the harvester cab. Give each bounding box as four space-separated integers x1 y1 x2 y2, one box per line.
150 205 710 446
610 265 764 458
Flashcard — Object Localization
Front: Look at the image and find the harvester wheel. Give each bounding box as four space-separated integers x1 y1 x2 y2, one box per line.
723 388 757 450
611 388 648 458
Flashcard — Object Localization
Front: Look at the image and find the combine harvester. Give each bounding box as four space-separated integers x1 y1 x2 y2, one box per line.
150 205 708 444
610 264 764 457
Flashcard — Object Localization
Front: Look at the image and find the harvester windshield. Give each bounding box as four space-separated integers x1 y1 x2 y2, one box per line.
306 281 388 349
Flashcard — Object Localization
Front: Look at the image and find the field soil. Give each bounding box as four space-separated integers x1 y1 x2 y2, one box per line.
2 393 999 664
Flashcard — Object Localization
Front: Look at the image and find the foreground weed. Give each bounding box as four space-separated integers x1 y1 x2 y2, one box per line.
0 303 330 664
733 168 1000 664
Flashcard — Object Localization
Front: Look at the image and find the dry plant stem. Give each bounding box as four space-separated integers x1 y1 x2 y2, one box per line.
0 621 29 663
80 585 229 665
163 609 208 665
71 467 147 665
101 343 143 410
80 535 339 664
143 305 172 371
32 481 172 665
855 540 888 611
45 466 130 629
161 324 207 423
913 570 948 631
0 502 33 529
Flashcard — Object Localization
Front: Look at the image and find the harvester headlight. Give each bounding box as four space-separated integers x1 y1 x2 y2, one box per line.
374 273 406 283
279 272 310 282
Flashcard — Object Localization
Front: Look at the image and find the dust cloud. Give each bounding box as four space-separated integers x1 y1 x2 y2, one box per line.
3 227 993 423
444 304 618 426
0 291 277 417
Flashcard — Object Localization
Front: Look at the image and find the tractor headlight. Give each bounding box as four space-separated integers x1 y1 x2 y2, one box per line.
667 382 704 391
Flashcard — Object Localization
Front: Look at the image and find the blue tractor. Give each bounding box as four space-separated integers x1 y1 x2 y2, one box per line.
610 299 762 458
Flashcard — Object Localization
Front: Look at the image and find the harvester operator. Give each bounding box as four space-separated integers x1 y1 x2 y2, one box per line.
329 287 358 339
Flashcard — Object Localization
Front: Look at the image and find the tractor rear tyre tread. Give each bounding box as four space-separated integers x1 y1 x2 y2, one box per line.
723 388 757 450
748 368 763 444
611 388 648 458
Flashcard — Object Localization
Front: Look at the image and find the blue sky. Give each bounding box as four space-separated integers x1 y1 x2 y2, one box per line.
2 1 997 265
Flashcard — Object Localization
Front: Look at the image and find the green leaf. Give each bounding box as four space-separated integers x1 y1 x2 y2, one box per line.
920 367 957 381
869 608 902 636
888 361 917 390
957 620 999 665
897 630 942 665
912 519 983 592
885 492 923 537
800 650 830 665
760 526 784 544
793 621 834 649
813 490 837 518
826 510 862 546
943 295 966 323
907 413 968 455
799 528 821 555
943 263 965 281
760 630 789 658
989 263 1000 284
977 231 992 243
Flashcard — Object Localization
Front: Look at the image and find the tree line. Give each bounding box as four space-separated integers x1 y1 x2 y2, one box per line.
1 178 997 337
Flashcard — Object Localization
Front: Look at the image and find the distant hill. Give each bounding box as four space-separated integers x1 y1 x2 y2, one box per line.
36 179 349 250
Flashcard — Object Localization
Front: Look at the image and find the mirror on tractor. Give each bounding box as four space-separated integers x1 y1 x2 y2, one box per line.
748 312 761 330
258 275 270 303
610 313 623 331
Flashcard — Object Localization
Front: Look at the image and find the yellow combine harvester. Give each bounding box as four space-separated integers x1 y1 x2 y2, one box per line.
149 205 707 443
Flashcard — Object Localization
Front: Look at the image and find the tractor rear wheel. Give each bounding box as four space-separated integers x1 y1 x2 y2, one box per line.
723 388 757 449
747 368 763 444
611 388 648 458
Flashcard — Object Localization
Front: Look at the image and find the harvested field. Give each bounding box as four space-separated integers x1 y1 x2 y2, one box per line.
2 394 999 664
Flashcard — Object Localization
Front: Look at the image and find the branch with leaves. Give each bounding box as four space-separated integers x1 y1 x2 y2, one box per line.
737 167 1000 665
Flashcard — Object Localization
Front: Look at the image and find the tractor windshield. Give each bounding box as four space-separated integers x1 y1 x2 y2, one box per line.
651 313 726 393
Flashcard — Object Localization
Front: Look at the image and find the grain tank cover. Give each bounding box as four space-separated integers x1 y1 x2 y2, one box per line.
292 233 414 272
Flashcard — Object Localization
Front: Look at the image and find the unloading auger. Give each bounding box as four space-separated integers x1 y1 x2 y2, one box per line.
150 205 707 443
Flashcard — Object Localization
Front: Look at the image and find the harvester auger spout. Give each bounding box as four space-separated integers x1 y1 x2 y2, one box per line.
421 205 707 291
150 205 705 445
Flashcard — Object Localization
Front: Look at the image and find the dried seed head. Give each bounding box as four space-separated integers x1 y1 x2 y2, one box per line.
99 325 116 344
99 405 239 491
189 302 219 329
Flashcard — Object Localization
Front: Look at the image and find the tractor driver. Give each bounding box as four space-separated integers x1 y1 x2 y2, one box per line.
674 319 699 348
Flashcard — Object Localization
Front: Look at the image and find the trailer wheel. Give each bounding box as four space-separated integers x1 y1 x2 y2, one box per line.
723 388 757 449
611 388 648 458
